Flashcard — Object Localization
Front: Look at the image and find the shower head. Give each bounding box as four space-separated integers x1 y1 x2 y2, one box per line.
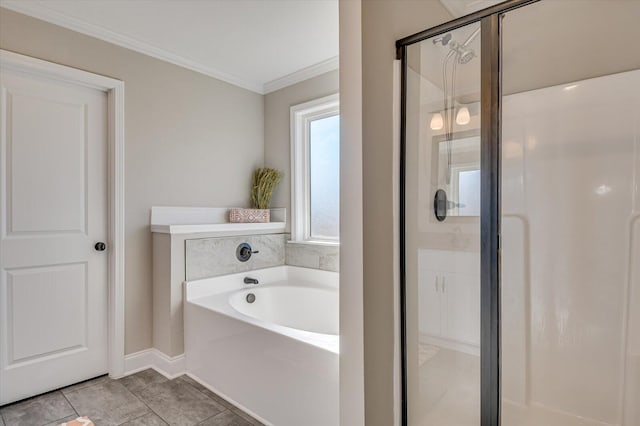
435 26 480 65
457 47 476 64
455 27 480 64
433 33 452 46
445 40 477 64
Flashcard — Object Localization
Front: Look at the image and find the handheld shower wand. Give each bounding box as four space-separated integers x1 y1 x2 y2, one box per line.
437 26 481 185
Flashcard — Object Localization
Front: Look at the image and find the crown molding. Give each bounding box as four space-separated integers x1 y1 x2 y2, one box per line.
263 56 339 94
1 1 339 95
0 1 265 93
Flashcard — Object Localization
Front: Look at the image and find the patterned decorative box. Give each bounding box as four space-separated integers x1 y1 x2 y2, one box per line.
228 208 270 223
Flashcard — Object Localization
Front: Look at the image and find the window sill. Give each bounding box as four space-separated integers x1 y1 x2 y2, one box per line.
287 240 340 247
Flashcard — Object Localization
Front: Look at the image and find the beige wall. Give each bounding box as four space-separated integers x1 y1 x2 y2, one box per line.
359 1 451 425
0 8 264 355
264 70 339 232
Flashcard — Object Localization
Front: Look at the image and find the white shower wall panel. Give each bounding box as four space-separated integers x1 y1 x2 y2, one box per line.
501 69 640 425
624 217 640 425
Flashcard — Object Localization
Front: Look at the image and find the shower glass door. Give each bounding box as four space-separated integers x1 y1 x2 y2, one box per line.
400 1 640 426
500 2 640 426
403 21 482 426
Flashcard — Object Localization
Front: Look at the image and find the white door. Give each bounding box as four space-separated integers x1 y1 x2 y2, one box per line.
0 65 109 404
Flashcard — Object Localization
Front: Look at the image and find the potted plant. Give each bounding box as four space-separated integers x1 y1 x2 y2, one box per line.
229 167 283 223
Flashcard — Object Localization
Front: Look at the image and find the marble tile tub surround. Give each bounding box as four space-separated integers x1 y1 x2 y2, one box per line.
186 234 286 281
186 233 339 282
285 242 339 272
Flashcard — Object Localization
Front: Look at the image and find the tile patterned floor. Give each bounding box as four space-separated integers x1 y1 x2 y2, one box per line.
0 370 264 426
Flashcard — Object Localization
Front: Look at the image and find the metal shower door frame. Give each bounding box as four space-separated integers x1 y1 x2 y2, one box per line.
396 1 540 425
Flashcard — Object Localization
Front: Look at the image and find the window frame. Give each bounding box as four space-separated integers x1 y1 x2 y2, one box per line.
289 93 340 244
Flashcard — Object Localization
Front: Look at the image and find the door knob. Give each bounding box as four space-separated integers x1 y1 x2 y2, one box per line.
95 242 107 251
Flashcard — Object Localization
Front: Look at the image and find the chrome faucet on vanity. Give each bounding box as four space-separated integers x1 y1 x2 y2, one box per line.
244 277 259 285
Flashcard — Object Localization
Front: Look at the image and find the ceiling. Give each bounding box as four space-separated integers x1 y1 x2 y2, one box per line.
0 0 339 94
439 0 503 17
413 0 640 106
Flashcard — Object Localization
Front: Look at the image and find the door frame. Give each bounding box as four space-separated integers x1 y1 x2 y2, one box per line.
395 1 539 425
0 49 126 379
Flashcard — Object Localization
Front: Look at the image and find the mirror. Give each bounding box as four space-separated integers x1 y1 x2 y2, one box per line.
433 131 480 217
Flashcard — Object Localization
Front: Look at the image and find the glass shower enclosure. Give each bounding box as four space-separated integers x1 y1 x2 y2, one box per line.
397 1 640 425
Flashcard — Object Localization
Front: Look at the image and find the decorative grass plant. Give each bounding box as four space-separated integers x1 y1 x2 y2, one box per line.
250 167 283 210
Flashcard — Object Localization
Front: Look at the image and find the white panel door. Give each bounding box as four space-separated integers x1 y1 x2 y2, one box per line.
0 67 108 404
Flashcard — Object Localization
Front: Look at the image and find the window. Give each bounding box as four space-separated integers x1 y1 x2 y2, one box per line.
434 133 480 218
451 165 480 216
290 94 340 243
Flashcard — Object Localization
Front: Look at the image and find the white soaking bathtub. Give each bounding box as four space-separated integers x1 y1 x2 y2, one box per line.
184 265 339 426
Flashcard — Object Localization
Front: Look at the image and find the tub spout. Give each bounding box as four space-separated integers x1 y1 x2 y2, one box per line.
244 277 259 285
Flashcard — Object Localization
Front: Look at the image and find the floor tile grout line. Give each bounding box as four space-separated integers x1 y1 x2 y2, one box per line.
229 409 263 426
60 375 110 397
124 381 168 426
64 375 155 426
114 408 159 426
194 409 235 426
176 376 262 424
175 378 219 407
120 369 171 396
113 370 173 425
128 374 230 426
194 412 218 426
56 390 80 426
162 376 229 425
0 390 79 426
176 376 233 412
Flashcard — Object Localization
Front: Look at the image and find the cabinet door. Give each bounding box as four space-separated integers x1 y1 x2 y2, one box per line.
418 269 441 338
444 273 480 345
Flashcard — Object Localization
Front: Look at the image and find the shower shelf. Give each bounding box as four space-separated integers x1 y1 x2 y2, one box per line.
150 206 286 235
151 221 286 235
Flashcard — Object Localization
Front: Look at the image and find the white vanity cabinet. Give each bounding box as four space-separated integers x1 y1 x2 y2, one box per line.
420 269 443 338
418 249 480 355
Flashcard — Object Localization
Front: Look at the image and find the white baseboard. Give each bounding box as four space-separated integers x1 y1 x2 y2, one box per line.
123 349 186 379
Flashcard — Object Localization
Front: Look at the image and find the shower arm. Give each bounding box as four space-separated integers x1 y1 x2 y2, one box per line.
448 27 481 57
462 27 481 47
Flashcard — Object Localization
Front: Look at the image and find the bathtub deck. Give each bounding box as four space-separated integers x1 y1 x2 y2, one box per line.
0 369 263 426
